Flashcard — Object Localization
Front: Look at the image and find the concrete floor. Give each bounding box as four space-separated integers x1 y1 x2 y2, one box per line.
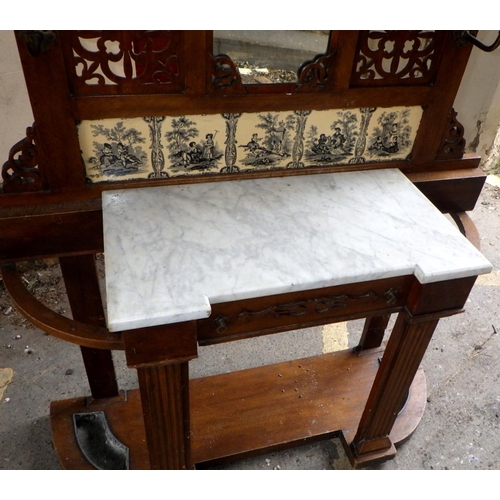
1 177 500 472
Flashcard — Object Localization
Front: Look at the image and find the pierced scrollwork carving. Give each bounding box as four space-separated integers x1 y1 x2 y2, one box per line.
210 54 246 94
297 51 336 91
1 126 43 193
436 108 466 160
62 31 184 95
352 30 443 86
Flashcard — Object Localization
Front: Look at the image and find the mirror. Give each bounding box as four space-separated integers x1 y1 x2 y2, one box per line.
213 30 330 84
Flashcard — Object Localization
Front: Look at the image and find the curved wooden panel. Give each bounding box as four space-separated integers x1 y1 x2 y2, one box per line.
1 263 123 350
450 211 481 250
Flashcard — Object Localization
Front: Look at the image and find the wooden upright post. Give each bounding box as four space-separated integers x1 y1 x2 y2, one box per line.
59 254 119 400
350 276 477 466
123 321 198 469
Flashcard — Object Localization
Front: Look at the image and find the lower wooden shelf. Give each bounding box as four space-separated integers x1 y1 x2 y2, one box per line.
50 347 426 470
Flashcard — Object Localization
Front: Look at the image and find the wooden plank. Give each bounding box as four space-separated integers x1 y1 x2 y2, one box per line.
410 166 486 213
72 85 434 121
0 201 103 262
197 275 413 345
49 348 427 469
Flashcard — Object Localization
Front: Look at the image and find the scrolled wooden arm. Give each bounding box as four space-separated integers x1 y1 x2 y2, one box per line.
1 262 124 350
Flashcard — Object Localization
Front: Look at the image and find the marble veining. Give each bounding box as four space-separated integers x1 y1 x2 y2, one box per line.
102 169 492 332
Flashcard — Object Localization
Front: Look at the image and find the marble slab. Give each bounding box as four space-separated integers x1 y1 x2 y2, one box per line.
102 169 492 332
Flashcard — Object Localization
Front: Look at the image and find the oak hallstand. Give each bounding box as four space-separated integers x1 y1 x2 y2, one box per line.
0 30 493 469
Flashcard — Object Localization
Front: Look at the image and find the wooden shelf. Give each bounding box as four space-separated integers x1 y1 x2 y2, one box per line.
50 347 426 469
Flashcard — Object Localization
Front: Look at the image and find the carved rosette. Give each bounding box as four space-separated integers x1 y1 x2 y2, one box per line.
220 113 241 173
436 108 466 160
349 107 376 164
143 116 168 178
287 110 311 168
210 54 246 94
1 126 43 193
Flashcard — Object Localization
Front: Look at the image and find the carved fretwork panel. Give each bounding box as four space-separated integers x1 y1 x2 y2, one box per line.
1 125 44 193
351 31 445 87
436 108 466 160
60 31 185 96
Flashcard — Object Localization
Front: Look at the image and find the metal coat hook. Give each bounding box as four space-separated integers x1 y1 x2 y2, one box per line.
454 30 500 52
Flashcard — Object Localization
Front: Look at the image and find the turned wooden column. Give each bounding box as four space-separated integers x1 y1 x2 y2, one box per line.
350 275 477 465
59 254 119 399
123 321 198 470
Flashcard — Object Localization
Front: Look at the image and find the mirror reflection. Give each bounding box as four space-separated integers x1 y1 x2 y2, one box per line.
213 30 330 84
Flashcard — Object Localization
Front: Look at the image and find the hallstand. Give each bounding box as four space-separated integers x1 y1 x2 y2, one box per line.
0 30 493 469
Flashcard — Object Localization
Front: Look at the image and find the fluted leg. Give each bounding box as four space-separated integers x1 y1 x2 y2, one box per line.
137 363 191 469
351 276 476 464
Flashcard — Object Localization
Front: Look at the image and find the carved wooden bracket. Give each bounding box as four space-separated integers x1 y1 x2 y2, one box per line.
17 30 56 56
297 50 337 91
210 54 246 94
1 125 43 193
436 108 466 160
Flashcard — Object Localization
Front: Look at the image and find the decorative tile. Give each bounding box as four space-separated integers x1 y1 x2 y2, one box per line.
79 106 423 183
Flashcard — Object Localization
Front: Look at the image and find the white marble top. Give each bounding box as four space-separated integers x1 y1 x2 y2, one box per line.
102 169 492 332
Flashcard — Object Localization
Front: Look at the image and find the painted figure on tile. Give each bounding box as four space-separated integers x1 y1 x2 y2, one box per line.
99 143 118 168
244 133 261 155
306 110 358 165
80 105 421 182
166 117 222 171
331 127 346 149
88 121 146 176
368 136 384 151
117 142 141 168
180 142 203 166
203 133 216 161
241 113 295 168
368 108 413 159
311 133 329 155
